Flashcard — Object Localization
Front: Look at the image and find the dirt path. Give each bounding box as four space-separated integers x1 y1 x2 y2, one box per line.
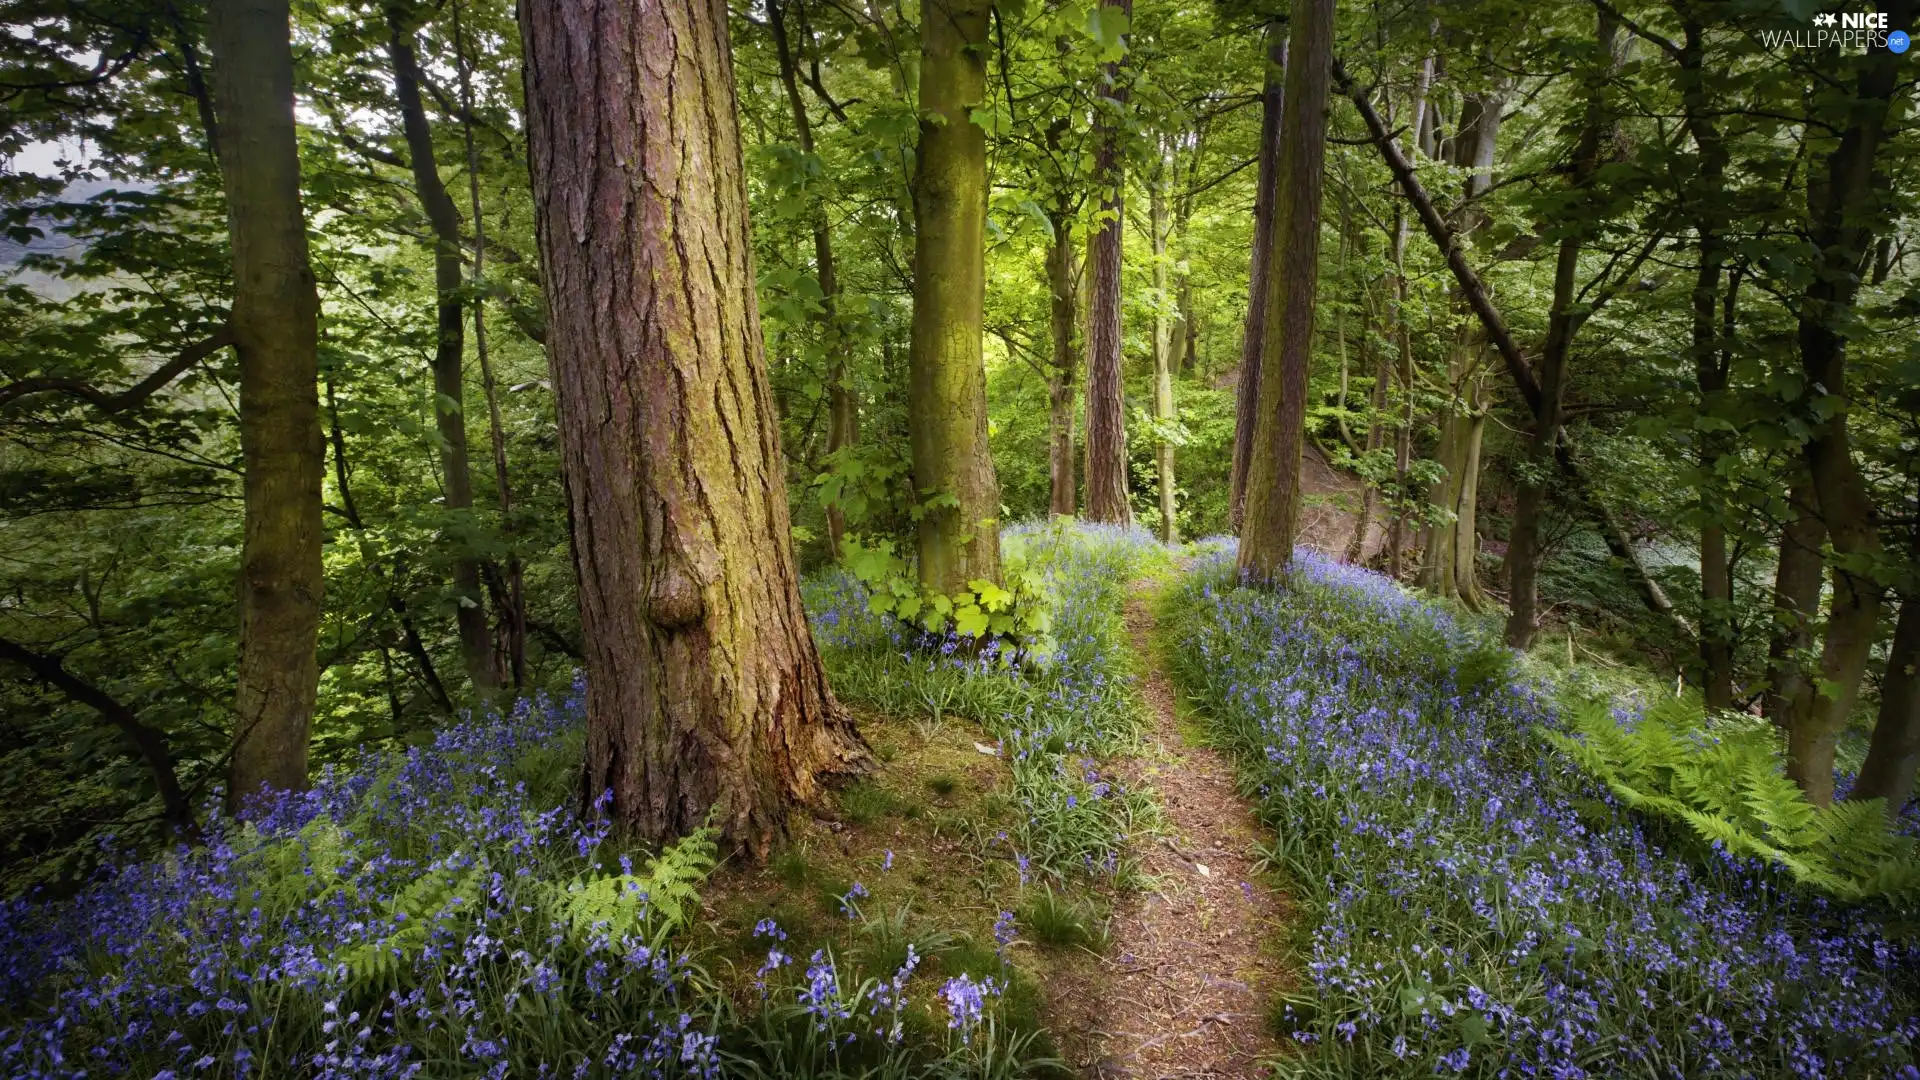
1047 582 1290 1079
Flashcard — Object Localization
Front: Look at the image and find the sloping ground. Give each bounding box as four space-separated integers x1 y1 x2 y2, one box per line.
1163 548 1920 1078
1294 443 1388 564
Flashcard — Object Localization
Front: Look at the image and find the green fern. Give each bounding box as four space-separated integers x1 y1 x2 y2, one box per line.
545 827 718 947
334 857 486 985
1548 701 1919 906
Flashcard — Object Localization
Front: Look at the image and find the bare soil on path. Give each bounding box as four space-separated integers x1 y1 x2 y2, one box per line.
1045 581 1291 1079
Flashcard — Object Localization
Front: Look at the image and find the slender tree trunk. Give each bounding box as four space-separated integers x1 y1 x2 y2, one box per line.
906 0 1002 592
1387 202 1414 580
209 0 324 814
1337 61 1691 634
1507 13 1619 648
1389 57 1430 580
1046 110 1078 519
1047 207 1079 518
389 21 497 696
1238 0 1331 581
1764 475 1826 733
1674 17 1736 708
769 0 857 556
520 0 869 854
1346 282 1390 564
1784 1 1908 804
453 1 526 689
1229 26 1286 532
1150 144 1177 543
1082 0 1134 527
1853 593 1919 817
1417 90 1504 609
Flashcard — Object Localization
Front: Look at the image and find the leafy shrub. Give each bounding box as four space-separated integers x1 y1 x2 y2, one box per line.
804 521 1161 883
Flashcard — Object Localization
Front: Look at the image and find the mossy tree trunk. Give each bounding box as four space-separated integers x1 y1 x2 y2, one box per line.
1229 26 1285 533
389 17 499 696
520 0 869 855
1238 0 1332 582
908 0 1002 593
209 0 325 813
1082 0 1133 527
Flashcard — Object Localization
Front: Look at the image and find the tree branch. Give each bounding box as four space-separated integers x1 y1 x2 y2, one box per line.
0 635 202 841
0 326 234 413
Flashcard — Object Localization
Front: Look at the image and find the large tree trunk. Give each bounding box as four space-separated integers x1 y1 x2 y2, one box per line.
389 22 498 696
454 1 526 689
520 0 868 854
1506 13 1619 649
1082 0 1133 527
907 0 1002 592
209 0 324 814
1229 26 1286 532
1150 144 1177 543
769 0 857 556
1764 476 1826 733
1853 593 1919 817
1784 1 1908 805
1238 0 1331 581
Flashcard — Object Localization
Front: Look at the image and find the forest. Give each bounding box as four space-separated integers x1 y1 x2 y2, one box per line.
1 0 1917 1075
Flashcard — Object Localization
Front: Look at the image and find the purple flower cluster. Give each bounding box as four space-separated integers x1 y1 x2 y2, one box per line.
1170 547 1920 1078
0 680 726 1079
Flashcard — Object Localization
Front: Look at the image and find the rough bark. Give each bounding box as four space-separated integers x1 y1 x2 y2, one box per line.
769 0 857 556
907 0 1003 592
1150 145 1177 543
1763 475 1826 734
520 0 869 853
1784 0 1908 804
1229 26 1286 533
1082 0 1134 527
1238 0 1331 582
389 20 497 695
1853 593 1919 817
1506 12 1619 649
209 0 324 814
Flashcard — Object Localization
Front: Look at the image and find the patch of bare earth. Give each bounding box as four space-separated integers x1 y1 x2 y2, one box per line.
1044 582 1292 1079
